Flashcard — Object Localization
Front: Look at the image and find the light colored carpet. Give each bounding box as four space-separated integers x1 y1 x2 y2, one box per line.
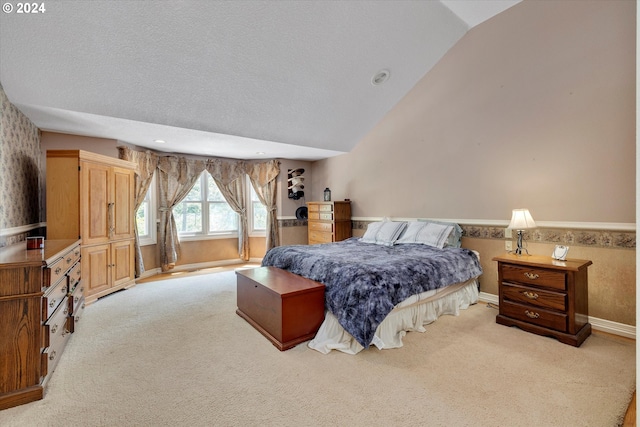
0 269 635 426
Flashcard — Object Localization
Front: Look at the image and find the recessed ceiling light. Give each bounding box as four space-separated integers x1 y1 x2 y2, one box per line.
154 139 166 144
371 69 390 86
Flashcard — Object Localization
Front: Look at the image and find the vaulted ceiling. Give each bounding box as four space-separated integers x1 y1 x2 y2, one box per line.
0 1 519 160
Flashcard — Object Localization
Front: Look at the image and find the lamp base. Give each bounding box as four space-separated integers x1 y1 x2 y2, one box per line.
514 230 529 255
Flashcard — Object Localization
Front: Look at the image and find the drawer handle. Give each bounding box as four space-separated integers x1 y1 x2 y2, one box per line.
524 272 539 280
49 350 56 361
49 299 56 308
523 291 539 300
66 257 72 264
61 286 67 294
51 324 58 334
55 267 62 275
525 310 540 319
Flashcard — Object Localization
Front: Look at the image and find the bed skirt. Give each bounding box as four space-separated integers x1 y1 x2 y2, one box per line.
308 278 480 354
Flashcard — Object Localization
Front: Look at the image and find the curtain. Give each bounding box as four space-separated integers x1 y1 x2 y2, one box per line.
246 159 280 251
118 146 159 277
157 156 205 271
205 158 249 261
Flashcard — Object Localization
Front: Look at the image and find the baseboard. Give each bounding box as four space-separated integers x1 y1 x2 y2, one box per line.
136 258 263 281
478 292 636 340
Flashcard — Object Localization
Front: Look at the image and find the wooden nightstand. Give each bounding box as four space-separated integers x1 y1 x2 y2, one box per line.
493 253 592 347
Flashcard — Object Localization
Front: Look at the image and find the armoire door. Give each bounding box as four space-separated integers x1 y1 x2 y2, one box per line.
112 167 135 241
82 244 111 297
81 162 111 245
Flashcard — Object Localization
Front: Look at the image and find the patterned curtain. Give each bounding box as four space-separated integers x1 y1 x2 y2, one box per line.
246 159 280 251
117 146 159 277
157 156 205 271
205 158 249 261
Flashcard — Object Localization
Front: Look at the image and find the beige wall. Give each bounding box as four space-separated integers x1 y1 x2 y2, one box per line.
311 1 636 327
311 1 635 223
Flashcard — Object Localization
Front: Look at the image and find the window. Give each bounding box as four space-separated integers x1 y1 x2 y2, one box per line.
249 178 267 234
173 172 238 238
136 175 157 246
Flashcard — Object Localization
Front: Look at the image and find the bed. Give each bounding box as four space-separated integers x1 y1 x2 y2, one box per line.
261 219 483 354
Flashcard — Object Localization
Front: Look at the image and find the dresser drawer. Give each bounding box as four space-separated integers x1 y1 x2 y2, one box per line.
319 213 334 221
308 230 333 244
318 204 333 212
42 276 69 321
502 264 566 290
68 260 82 289
67 297 85 333
502 283 566 311
68 280 84 315
308 221 333 232
43 296 70 349
42 326 71 382
43 246 81 289
501 300 567 332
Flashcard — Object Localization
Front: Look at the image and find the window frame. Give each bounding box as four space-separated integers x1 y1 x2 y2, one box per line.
174 172 239 241
136 174 157 246
247 176 267 237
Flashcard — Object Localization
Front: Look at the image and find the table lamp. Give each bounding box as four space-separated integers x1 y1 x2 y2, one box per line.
508 208 536 255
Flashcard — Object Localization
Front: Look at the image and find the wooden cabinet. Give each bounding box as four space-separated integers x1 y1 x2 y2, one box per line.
46 150 137 305
236 267 325 351
307 201 351 244
0 239 81 410
493 253 592 347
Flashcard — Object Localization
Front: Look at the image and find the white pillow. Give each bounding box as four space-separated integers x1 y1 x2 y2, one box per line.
361 221 407 247
396 221 453 249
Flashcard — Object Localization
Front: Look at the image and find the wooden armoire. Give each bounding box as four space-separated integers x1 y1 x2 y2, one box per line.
46 150 137 305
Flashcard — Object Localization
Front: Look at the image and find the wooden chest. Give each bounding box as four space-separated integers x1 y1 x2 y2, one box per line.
236 267 325 351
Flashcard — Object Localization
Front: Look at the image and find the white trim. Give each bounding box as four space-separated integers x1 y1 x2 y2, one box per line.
351 217 635 231
478 292 635 339
0 222 46 237
137 268 162 280
136 258 263 281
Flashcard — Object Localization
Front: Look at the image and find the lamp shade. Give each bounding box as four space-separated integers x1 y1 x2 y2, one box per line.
508 209 536 230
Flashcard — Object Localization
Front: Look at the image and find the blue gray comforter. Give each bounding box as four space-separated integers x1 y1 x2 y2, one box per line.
261 238 483 348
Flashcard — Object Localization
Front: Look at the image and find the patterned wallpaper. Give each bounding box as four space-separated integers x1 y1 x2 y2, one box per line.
0 84 42 246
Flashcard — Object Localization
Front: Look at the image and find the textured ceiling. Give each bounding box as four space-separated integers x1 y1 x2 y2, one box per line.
0 1 519 160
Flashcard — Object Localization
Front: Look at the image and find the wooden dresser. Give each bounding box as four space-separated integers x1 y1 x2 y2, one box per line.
46 150 136 305
0 239 81 410
307 201 351 245
236 267 325 350
493 253 592 347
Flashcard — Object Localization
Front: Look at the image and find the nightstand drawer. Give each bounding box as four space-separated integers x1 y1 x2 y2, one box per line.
502 283 566 311
502 264 566 290
501 300 567 332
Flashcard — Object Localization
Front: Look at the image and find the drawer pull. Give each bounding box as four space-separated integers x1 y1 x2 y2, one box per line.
66 257 72 264
61 286 67 294
49 299 56 308
55 267 62 275
49 350 56 361
524 272 539 280
525 310 540 319
523 291 539 300
51 324 58 334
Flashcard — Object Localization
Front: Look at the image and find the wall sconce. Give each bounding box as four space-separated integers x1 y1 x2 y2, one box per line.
508 208 536 255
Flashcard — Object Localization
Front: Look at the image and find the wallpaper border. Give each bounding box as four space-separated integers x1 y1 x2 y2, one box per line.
278 218 636 250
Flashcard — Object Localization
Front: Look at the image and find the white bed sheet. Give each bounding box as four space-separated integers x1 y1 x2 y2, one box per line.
308 278 479 354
